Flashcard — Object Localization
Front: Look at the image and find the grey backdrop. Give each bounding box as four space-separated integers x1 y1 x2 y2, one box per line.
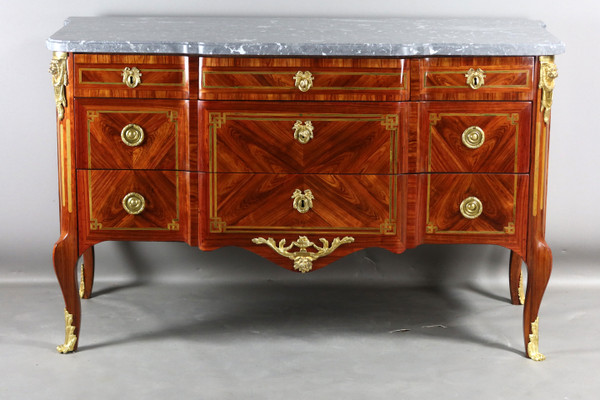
1 0 598 286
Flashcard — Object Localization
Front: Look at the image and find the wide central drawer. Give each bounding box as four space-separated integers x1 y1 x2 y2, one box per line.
207 173 400 236
200 102 406 174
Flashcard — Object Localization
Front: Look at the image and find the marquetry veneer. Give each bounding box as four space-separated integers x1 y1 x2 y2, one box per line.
51 51 557 361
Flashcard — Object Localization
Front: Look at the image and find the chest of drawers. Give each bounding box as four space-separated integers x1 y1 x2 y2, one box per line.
48 17 563 360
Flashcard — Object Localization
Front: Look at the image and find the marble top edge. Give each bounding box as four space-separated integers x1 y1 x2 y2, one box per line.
47 16 565 56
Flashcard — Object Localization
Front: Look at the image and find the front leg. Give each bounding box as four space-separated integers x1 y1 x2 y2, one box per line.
53 235 80 353
523 239 552 361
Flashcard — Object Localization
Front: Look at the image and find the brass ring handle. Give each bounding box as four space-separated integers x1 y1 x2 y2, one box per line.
465 68 486 90
460 196 483 219
122 192 146 215
294 71 314 92
292 189 314 213
121 124 145 147
293 120 314 144
122 67 142 88
461 126 485 149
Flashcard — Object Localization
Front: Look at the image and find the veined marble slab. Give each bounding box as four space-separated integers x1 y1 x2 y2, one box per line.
47 17 565 56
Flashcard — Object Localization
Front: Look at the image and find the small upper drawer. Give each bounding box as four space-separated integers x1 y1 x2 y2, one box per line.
413 57 535 101
75 99 189 170
420 102 531 173
200 58 409 101
74 54 189 99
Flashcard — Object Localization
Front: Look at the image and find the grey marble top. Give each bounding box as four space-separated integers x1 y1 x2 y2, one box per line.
47 17 565 56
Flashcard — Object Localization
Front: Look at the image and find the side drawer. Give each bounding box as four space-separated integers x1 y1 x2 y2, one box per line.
200 57 409 101
413 57 535 101
201 101 406 174
76 99 189 170
424 174 528 247
207 173 400 236
420 102 531 173
74 54 189 99
78 170 189 244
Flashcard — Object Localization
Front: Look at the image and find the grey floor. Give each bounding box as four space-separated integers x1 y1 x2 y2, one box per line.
2 245 599 399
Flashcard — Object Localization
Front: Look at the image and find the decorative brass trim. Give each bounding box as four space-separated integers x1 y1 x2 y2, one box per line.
49 52 68 121
518 271 525 305
527 317 546 361
292 189 314 214
503 222 516 234
122 192 146 215
252 236 354 273
293 120 314 144
57 309 77 354
121 123 145 147
122 66 142 88
460 196 483 219
461 126 485 149
539 56 558 124
465 68 486 89
79 264 85 299
294 71 314 92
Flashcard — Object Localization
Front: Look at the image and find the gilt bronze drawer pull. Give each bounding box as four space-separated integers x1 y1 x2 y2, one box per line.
122 66 142 88
294 71 314 92
121 123 145 147
460 196 483 219
465 68 486 89
461 126 485 149
252 236 355 273
292 189 314 213
122 192 146 215
293 120 314 144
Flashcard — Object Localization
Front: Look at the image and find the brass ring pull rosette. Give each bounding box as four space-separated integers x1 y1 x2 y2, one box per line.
465 68 486 90
121 124 145 147
292 189 314 213
294 71 314 92
293 120 314 144
461 126 485 149
460 196 483 219
122 192 146 215
122 66 142 88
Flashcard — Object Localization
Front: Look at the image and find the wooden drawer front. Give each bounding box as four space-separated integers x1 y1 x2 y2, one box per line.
76 99 189 170
74 54 189 99
425 174 527 237
200 58 409 101
78 170 188 242
202 102 405 174
422 102 531 173
414 57 535 101
208 173 399 236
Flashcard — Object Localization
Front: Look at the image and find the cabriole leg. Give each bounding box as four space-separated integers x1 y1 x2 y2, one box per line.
523 240 552 361
53 236 80 353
